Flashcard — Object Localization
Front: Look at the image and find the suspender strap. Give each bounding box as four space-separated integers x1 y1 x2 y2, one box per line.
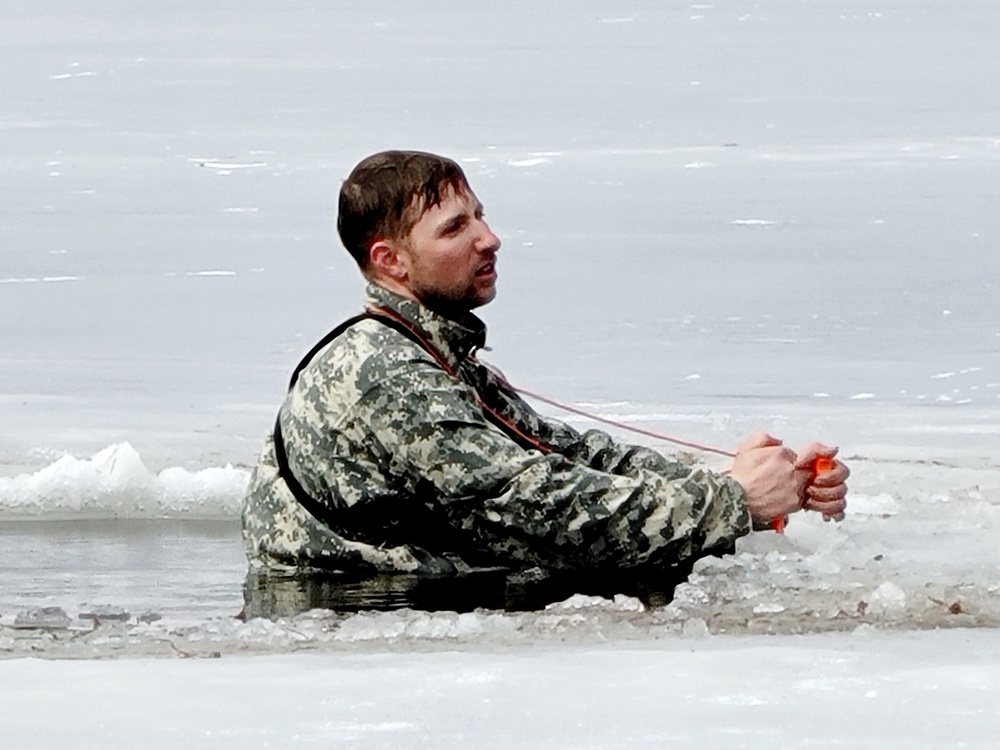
273 310 550 529
288 313 380 390
275 311 442 529
273 414 337 529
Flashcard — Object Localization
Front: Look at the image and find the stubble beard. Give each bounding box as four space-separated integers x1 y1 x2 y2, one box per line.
412 279 496 321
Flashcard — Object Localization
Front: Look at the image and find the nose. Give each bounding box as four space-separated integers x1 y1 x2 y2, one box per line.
477 218 501 254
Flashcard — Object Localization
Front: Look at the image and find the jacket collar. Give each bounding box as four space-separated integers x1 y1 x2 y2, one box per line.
364 283 487 369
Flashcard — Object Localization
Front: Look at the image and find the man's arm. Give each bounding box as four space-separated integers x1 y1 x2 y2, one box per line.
478 368 848 528
540 420 695 478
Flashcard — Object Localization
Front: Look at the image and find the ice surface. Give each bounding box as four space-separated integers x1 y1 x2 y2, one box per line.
4 630 1000 749
3 0 1000 475
0 443 246 519
12 607 72 631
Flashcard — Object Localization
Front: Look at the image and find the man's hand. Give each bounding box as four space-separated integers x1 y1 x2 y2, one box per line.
728 432 807 528
794 442 849 521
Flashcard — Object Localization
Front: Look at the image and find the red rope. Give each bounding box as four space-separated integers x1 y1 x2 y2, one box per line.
514 386 736 458
366 303 734 459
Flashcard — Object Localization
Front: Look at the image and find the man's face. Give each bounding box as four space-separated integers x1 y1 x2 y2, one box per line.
395 183 501 314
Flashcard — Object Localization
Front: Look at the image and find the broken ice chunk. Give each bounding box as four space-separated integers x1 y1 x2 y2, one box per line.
13 607 72 630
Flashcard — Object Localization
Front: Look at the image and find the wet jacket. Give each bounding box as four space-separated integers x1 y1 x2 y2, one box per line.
242 283 751 576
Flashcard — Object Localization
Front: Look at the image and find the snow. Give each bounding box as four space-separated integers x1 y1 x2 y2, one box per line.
0 443 246 519
3 630 1000 748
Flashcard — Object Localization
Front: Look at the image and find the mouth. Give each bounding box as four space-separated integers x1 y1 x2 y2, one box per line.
475 261 496 279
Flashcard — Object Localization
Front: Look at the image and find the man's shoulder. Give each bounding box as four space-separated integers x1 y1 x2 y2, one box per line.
295 316 444 401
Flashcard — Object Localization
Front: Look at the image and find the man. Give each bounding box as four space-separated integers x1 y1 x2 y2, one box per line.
242 150 848 613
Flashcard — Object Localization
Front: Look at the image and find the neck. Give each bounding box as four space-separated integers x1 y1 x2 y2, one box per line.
368 275 416 303
369 279 477 323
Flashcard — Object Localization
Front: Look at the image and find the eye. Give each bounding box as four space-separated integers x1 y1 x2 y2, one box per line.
441 216 468 236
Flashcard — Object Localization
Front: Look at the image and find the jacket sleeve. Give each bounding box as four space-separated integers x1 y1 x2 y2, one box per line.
354 363 750 571
516 404 700 480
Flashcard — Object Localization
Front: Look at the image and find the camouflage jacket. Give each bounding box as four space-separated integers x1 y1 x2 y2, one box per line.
242 283 751 576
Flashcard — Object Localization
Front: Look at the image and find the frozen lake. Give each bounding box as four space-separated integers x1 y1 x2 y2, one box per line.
3 0 998 473
4 629 1000 748
3 0 998 618
2 3 1000 741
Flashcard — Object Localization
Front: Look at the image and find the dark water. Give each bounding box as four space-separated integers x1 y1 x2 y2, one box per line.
0 520 245 622
242 562 703 619
0 519 703 622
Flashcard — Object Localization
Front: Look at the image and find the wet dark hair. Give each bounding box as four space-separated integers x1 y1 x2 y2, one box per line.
337 150 470 271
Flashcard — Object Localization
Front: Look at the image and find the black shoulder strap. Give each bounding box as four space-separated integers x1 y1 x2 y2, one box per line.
286 312 434 389
273 413 337 528
273 311 448 529
273 311 547 530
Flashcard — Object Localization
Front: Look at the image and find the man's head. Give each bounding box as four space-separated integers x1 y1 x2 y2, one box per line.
337 150 501 315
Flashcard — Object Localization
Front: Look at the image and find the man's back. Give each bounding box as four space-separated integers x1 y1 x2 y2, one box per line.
243 286 492 576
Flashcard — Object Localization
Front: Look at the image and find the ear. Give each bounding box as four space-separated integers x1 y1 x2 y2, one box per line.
367 239 409 282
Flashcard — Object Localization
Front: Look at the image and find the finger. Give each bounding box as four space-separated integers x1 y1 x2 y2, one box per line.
737 431 783 453
794 442 839 469
806 483 848 503
810 461 851 486
804 494 847 515
793 463 814 498
778 445 799 464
